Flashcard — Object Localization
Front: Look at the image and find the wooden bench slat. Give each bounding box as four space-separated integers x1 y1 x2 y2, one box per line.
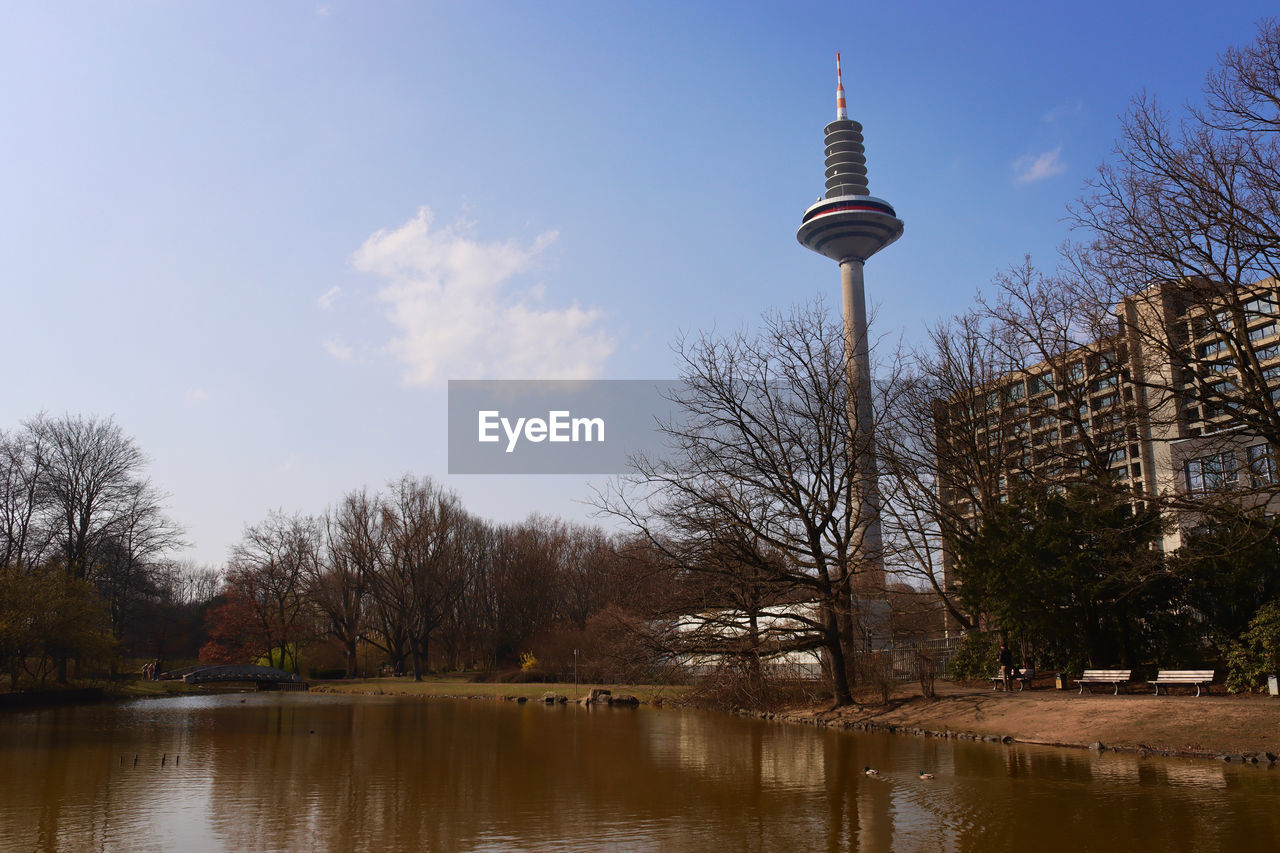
1152 670 1214 679
1075 669 1132 695
1152 669 1215 696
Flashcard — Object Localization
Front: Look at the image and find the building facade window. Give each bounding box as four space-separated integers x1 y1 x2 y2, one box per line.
1199 339 1228 359
1186 451 1238 493
1248 443 1276 486
1242 294 1277 318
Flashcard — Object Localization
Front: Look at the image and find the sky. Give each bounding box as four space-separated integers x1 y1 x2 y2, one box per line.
2 1 1276 566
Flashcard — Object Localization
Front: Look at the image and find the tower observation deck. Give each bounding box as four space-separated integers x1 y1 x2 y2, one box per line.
796 54 902 589
796 54 904 264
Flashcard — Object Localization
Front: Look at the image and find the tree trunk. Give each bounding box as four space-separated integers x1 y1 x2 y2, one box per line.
345 639 358 678
410 640 424 681
746 611 763 686
824 605 853 706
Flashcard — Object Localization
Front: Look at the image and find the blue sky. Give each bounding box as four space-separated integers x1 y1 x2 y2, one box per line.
1 1 1275 565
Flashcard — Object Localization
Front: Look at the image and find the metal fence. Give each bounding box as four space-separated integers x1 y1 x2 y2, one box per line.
674 635 965 684
850 636 963 682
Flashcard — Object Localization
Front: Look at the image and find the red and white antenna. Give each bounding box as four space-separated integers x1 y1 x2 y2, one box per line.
836 52 847 120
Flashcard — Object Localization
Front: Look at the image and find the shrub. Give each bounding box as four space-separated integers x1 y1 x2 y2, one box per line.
686 661 779 711
852 650 897 705
913 649 940 698
0 565 116 688
947 631 998 681
1226 601 1280 693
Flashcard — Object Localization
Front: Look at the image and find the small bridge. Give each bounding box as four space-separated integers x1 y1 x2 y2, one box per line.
159 665 308 690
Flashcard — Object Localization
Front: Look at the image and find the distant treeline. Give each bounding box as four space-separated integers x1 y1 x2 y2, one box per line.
203 475 676 682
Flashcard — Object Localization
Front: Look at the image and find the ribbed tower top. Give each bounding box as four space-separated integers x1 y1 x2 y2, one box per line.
796 53 903 265
823 117 870 198
826 52 870 198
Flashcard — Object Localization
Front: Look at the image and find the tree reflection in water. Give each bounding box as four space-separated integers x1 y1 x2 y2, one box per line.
1 694 1279 852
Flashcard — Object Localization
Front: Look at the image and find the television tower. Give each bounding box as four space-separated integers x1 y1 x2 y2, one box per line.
796 53 903 586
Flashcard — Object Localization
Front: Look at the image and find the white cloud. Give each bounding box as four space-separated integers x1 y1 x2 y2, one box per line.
323 339 354 361
1012 147 1066 184
1042 98 1084 124
185 388 209 404
316 285 341 311
353 207 614 385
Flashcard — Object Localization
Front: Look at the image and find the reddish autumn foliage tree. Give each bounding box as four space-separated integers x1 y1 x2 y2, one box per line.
198 588 261 665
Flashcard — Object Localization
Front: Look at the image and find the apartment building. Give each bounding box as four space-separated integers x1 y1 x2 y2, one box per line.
1122 277 1280 533
935 276 1280 571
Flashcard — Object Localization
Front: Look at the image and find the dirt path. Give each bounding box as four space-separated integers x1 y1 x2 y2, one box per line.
780 682 1280 758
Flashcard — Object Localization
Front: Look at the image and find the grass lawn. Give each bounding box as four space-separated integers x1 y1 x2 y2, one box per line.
311 674 689 704
104 678 205 699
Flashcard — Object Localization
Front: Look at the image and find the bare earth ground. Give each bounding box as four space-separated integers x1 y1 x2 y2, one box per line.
780 680 1280 758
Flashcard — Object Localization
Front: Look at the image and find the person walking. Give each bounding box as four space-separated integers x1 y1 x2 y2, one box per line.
999 641 1013 692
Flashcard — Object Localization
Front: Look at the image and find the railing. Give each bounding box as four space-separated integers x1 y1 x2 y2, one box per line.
849 637 962 682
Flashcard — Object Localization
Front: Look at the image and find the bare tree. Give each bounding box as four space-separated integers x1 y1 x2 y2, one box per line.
878 310 1022 633
600 301 884 707
435 512 493 671
0 426 53 570
226 511 319 672
3 414 182 679
31 414 148 580
656 532 800 694
1068 18 1280 510
94 478 186 643
376 475 467 680
880 256 1162 652
480 519 565 668
977 260 1140 481
552 519 615 632
313 489 381 677
128 560 220 672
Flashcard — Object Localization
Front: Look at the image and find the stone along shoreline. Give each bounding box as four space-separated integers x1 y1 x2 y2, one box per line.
772 682 1280 763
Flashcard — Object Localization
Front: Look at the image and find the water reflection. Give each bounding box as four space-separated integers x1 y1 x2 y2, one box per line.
1 694 1278 851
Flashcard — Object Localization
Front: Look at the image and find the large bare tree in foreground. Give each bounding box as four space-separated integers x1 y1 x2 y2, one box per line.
601 301 886 707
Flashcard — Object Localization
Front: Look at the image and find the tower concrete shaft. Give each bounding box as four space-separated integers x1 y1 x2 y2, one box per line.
796 55 903 588
839 257 882 584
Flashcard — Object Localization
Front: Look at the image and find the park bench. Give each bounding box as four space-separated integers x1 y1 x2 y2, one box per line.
991 668 1035 691
1150 669 1215 697
1075 669 1132 695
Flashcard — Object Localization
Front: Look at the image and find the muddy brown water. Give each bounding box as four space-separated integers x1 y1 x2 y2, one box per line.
1 693 1278 851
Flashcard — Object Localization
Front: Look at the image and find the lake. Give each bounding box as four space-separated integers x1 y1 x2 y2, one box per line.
1 693 1278 851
